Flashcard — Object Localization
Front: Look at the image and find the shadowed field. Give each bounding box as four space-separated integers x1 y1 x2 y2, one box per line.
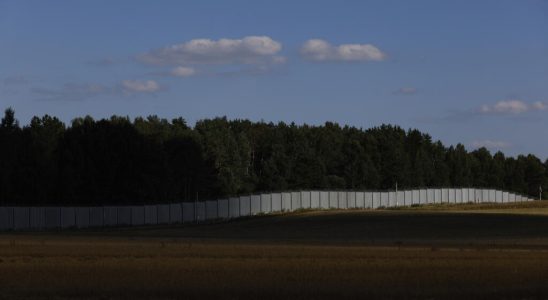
2 202 548 299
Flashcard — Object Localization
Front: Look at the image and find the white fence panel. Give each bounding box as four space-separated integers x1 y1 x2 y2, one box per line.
46 207 61 229
183 202 195 223
271 193 282 212
372 192 381 208
455 189 462 203
461 188 469 203
496 190 503 203
157 204 170 224
13 207 29 230
218 199 229 219
311 191 320 209
434 189 441 203
412 190 420 205
339 192 348 209
291 192 301 211
467 189 475 203
364 192 372 208
76 207 90 228
380 192 389 207
250 195 261 215
60 207 76 229
426 189 434 204
260 194 272 213
282 193 292 211
420 189 427 205
89 207 103 227
144 205 157 225
480 189 488 202
356 192 365 208
448 189 455 203
447 188 454 203
240 196 251 216
488 189 496 202
131 206 143 225
196 201 206 222
12 208 27 230
30 207 45 229
320 191 329 209
104 207 118 227
502 192 509 203
117 207 131 226
0 207 12 230
302 191 311 209
404 191 412 206
441 189 448 203
388 191 396 207
229 197 240 217
206 200 218 220
328 191 338 208
168 203 182 224
347 192 356 208
131 206 145 225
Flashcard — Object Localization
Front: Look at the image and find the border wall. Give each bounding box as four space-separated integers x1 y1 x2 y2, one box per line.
0 188 536 231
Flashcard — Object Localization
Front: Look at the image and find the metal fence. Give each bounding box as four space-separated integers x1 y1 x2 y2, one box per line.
0 188 535 231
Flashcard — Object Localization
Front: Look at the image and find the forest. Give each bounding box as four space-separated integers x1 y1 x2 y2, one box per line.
0 107 546 206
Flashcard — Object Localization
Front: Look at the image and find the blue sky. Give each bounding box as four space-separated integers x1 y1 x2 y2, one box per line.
1 0 547 157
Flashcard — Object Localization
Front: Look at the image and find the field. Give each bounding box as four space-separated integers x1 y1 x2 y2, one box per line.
2 202 548 299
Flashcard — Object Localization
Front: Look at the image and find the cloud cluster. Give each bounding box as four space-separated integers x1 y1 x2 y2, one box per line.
300 39 386 62
32 80 161 101
479 100 547 114
32 36 389 101
138 36 284 66
31 83 109 101
121 80 160 93
471 140 511 150
170 66 196 77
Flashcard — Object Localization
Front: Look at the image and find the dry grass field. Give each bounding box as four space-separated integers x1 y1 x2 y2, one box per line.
2 201 548 299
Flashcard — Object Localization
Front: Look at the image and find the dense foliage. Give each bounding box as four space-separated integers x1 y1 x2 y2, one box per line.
0 108 546 206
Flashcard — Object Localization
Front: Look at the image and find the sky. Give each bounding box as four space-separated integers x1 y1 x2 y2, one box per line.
0 0 547 158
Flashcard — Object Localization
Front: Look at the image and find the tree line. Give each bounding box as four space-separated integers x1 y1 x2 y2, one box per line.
0 108 546 206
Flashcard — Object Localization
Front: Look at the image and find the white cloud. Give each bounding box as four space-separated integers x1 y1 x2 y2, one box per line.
121 80 160 93
32 80 163 101
301 39 386 62
471 140 511 150
171 66 195 77
138 36 284 66
32 83 109 101
532 101 548 111
479 99 548 115
393 87 417 95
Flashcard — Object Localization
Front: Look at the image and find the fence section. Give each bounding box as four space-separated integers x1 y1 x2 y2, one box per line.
0 188 536 231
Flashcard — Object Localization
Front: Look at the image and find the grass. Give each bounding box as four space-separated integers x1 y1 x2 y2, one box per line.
2 201 548 299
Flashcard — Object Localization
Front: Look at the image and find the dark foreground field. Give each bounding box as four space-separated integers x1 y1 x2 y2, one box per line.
2 202 548 299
